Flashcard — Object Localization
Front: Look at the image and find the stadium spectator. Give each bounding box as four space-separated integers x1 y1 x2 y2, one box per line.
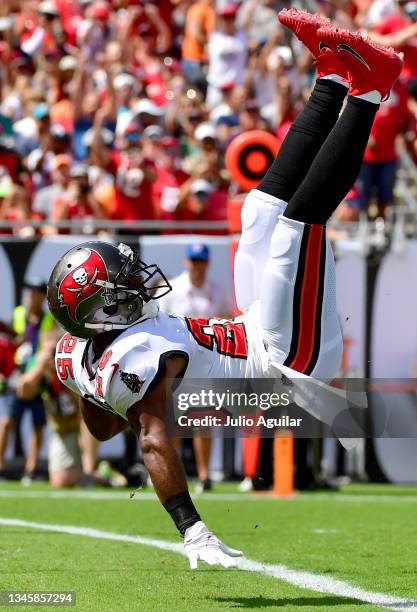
2 278 54 484
406 78 417 161
131 98 165 131
359 81 410 217
332 184 362 222
206 1 256 108
0 181 32 236
16 330 81 488
26 124 72 191
83 105 117 180
354 0 397 28
51 163 108 232
20 2 63 59
182 0 215 87
238 0 279 47
183 121 219 173
112 129 157 222
77 1 114 64
0 332 17 479
70 53 116 161
314 0 355 29
0 137 24 185
152 136 190 224
16 330 127 488
124 4 172 107
369 0 417 81
32 153 71 221
238 98 271 132
160 242 232 493
14 101 51 158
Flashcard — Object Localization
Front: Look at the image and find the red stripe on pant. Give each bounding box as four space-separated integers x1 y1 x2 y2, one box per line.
287 224 324 374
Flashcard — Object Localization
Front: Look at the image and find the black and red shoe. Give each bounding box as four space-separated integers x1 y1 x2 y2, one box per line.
278 8 349 81
317 27 403 100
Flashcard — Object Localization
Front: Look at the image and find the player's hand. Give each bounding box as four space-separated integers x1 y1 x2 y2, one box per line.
183 521 243 569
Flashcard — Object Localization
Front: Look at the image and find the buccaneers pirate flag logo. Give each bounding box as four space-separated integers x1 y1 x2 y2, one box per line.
58 249 108 321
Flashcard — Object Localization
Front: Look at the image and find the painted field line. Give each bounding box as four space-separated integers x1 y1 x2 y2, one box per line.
1 489 417 503
0 517 416 611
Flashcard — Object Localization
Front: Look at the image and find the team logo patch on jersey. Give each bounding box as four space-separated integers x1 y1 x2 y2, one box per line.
58 249 109 321
120 371 144 394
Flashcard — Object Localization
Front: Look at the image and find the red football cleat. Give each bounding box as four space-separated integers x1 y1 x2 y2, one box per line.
317 28 403 100
278 8 349 81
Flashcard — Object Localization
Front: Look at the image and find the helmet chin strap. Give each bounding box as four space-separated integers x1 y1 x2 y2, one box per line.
84 301 159 332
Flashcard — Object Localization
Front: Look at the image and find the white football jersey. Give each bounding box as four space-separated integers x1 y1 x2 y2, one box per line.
55 310 266 419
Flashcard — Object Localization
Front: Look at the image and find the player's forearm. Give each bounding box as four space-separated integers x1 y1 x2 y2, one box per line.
139 427 188 502
128 409 201 535
127 356 200 534
141 432 202 535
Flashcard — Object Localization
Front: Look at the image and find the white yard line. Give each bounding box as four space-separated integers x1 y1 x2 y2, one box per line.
0 517 416 611
1 489 417 503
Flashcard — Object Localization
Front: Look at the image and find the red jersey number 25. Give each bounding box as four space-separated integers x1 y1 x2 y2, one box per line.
185 318 248 359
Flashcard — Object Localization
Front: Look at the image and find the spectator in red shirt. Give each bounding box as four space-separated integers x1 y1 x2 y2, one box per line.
112 129 157 222
179 178 228 234
20 2 63 58
238 99 271 133
359 82 409 217
0 332 17 477
77 1 115 64
371 1 417 81
125 2 171 56
51 163 107 231
152 137 189 223
405 78 417 162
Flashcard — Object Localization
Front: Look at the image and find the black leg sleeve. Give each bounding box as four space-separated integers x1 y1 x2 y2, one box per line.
284 96 378 225
257 79 348 202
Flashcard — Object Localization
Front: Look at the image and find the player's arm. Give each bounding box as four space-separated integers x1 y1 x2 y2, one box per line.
127 355 188 501
126 355 243 569
79 396 128 441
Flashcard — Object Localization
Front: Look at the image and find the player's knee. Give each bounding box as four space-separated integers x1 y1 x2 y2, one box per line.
269 216 304 261
240 193 279 246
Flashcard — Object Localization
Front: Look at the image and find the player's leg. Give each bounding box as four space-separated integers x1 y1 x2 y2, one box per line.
234 10 349 313
259 31 402 378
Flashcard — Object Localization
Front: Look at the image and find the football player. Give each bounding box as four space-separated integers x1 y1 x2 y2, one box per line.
47 13 402 569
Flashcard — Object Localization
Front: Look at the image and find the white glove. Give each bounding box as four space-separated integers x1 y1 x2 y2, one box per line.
184 521 243 569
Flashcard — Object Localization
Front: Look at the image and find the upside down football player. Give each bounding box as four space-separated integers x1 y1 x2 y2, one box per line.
47 12 402 569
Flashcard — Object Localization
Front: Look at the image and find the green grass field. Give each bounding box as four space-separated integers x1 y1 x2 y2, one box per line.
1 482 417 611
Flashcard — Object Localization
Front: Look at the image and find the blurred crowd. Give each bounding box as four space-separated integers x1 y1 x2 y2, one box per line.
1 0 417 235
